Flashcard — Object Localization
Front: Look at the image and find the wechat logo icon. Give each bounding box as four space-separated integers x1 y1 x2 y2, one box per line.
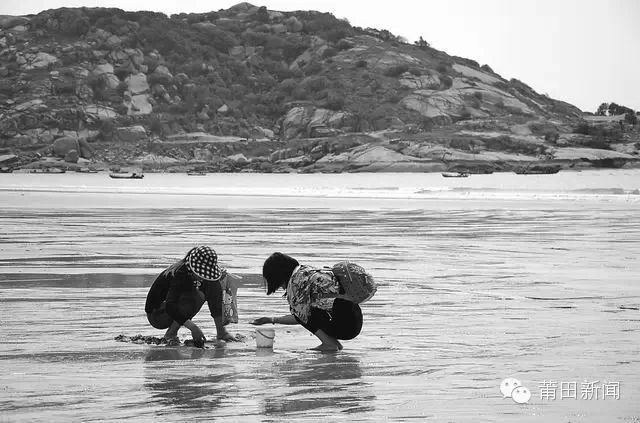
501 378 531 404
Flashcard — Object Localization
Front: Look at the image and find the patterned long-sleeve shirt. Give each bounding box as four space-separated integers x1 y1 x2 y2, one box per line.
286 265 341 324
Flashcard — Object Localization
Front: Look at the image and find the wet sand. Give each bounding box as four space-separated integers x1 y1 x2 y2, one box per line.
1 174 639 421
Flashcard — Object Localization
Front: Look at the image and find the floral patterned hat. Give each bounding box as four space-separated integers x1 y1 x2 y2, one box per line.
186 246 222 281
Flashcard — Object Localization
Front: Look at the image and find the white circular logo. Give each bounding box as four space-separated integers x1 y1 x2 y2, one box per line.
511 386 532 404
500 378 521 398
500 378 531 404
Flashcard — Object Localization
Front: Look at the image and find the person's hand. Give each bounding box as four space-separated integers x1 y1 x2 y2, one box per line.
250 317 273 325
190 326 206 348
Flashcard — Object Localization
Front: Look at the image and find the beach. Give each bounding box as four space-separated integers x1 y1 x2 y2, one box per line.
0 170 639 421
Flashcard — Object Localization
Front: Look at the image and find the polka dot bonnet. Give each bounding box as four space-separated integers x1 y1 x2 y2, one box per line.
186 246 222 281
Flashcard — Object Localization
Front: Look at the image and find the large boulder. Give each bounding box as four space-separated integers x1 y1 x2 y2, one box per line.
252 126 275 140
125 73 149 95
289 37 328 71
349 145 414 164
125 94 152 115
227 153 249 164
92 64 120 89
0 15 30 29
452 63 502 85
193 148 213 161
133 154 179 165
401 78 532 120
552 147 635 160
399 73 440 90
52 136 79 158
371 50 421 73
51 137 93 159
78 139 94 158
125 48 145 68
150 65 173 85
3 135 36 148
282 106 355 140
83 104 118 120
0 154 18 165
64 149 79 163
93 63 114 75
21 52 58 70
14 99 45 112
115 126 147 143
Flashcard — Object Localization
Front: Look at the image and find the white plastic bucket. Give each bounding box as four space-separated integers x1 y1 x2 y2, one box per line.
255 328 275 348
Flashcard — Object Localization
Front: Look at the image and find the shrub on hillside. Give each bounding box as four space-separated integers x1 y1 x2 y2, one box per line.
301 12 352 39
483 135 540 155
336 39 354 50
278 78 298 95
304 61 323 76
0 80 15 97
149 116 165 137
301 75 329 92
282 38 310 62
420 117 434 132
98 119 116 141
436 63 449 74
573 123 622 140
324 91 345 110
322 47 338 59
440 75 453 89
384 64 409 77
480 64 494 74
31 8 91 36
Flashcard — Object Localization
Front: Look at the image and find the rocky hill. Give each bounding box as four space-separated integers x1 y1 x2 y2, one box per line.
0 3 638 173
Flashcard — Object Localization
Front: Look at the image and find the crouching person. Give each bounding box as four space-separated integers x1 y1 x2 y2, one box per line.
145 246 237 347
252 252 376 352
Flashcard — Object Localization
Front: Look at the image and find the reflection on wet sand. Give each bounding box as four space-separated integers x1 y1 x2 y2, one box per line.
143 347 234 414
144 346 215 362
263 354 375 416
142 346 376 418
1 193 639 421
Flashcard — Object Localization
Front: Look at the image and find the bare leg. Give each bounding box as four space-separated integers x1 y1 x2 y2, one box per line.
310 329 343 352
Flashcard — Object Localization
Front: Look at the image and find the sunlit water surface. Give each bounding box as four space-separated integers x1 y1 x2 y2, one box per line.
0 171 638 421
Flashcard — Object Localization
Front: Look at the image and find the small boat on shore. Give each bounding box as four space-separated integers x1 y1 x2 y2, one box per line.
109 172 144 179
441 172 469 178
187 171 207 176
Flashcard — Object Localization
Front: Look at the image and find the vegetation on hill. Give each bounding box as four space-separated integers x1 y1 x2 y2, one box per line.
0 3 637 173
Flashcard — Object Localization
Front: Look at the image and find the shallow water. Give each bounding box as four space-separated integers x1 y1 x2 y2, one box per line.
1 171 639 421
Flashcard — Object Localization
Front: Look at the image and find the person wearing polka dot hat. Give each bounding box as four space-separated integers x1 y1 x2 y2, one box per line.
145 246 238 346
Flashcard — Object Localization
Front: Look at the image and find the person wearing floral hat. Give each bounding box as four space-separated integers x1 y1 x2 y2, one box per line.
252 252 374 352
145 246 238 346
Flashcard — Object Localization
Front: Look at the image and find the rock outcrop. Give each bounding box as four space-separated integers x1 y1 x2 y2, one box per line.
0 5 636 174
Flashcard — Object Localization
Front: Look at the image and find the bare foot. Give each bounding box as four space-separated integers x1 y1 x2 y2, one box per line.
163 336 180 346
163 325 179 340
311 343 341 352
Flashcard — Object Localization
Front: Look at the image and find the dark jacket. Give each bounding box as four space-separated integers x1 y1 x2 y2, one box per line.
145 265 222 325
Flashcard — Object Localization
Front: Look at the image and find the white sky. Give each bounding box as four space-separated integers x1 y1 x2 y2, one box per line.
2 0 638 112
